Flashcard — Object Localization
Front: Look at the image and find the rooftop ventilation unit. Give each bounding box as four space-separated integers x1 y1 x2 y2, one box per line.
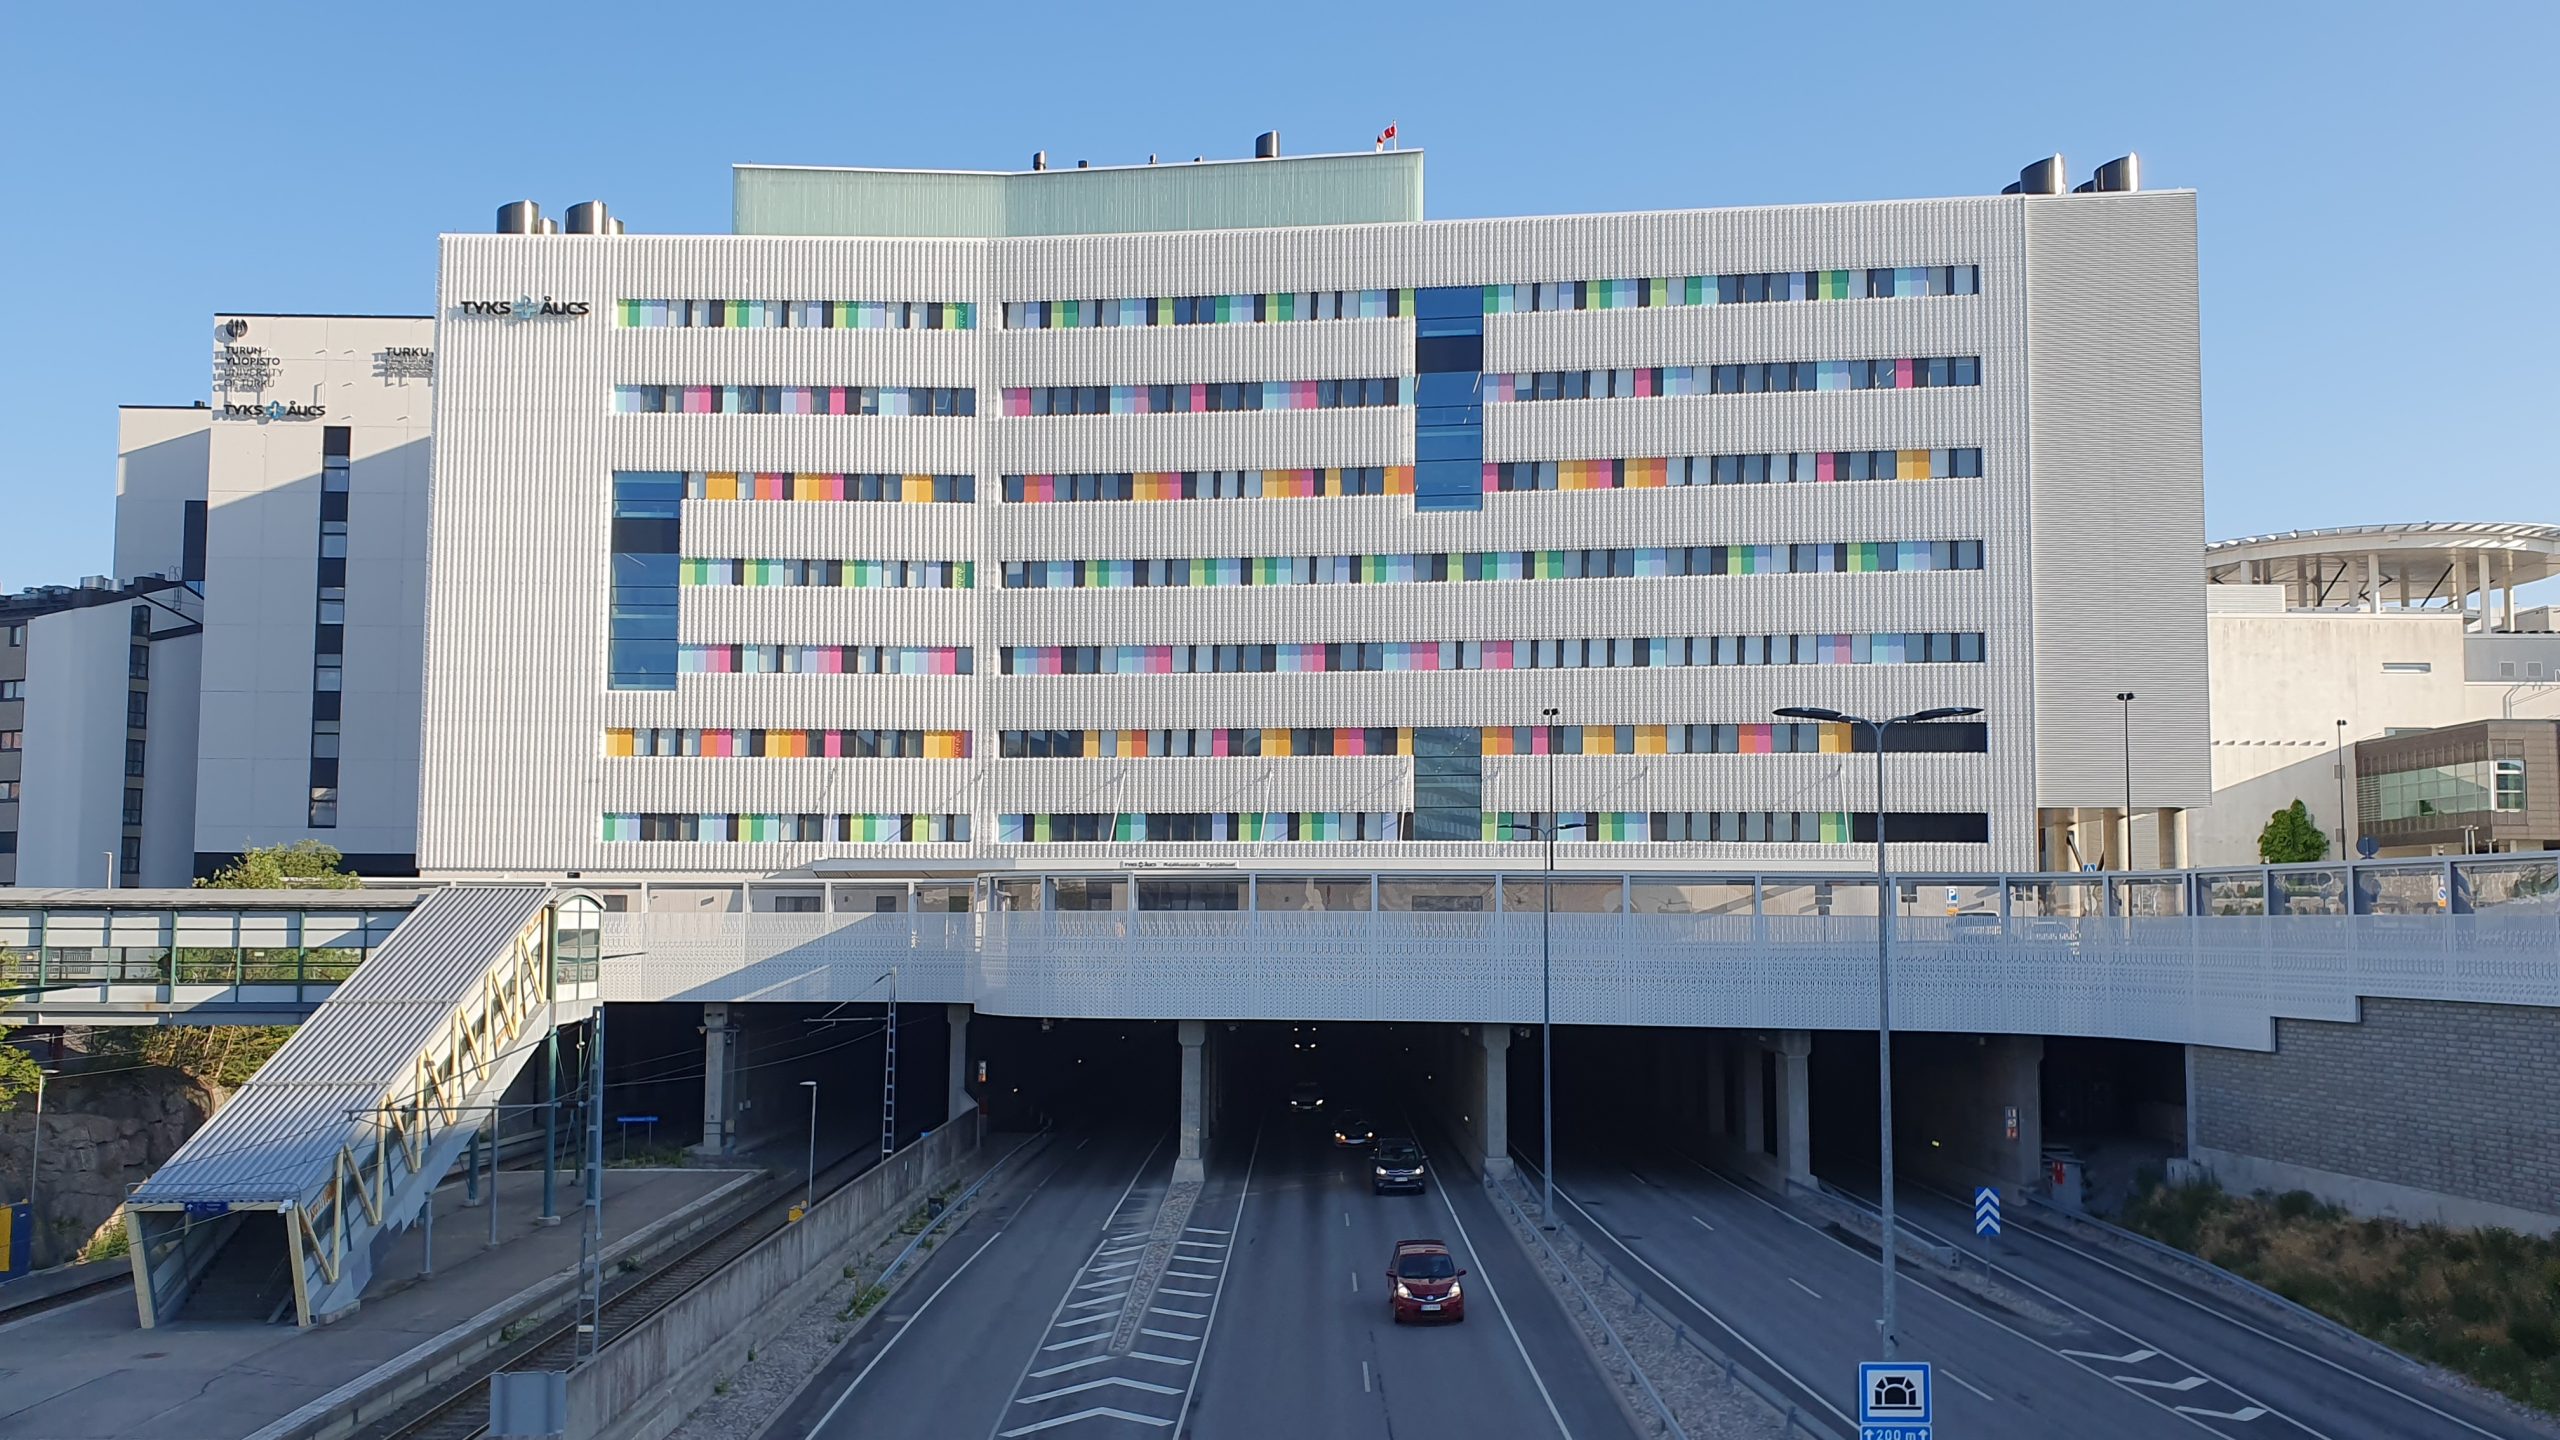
495 200 541 234
563 200 613 235
1031 151 1047 171
2001 155 2067 196
1254 130 1280 159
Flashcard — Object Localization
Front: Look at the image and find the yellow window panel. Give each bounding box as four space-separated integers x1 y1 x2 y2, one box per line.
1636 725 1668 755
605 729 635 757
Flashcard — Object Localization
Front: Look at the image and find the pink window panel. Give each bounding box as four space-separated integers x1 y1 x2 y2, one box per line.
1635 368 1657 398
1894 358 1916 389
1004 389 1031 417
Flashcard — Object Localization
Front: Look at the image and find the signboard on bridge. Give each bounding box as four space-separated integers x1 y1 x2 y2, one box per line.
1974 1186 2002 1236
1859 1360 1932 1438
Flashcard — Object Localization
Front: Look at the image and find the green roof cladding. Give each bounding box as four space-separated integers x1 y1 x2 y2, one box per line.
732 151 1424 238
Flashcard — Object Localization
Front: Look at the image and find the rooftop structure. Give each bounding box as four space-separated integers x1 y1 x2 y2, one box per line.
2205 522 2560 629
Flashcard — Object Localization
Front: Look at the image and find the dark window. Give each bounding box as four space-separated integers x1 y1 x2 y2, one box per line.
125 737 147 776
126 691 148 728
181 500 208 582
1851 811 1990 844
120 835 141 874
322 425 351 458
122 788 144 826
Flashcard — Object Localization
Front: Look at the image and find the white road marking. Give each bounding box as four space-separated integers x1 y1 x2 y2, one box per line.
808 1231 1003 1437
1788 1277 1822 1299
1690 1214 1713 1233
1362 1360 1372 1392
1139 1326 1200 1341
2121 1376 2212 1393
1074 1278 1129 1292
1159 1286 1212 1298
1067 1295 1123 1311
1943 1368 1997 1403
1174 1239 1227 1250
1185 1225 1230 1235
1150 1305 1207 1320
1042 1333 1111 1352
1427 1153 1574 1438
1027 1356 1112 1379
2062 1348 2161 1365
1165 1124 1260 1439
1000 1406 1173 1435
1166 1269 1219 1281
1130 1352 1193 1367
1017 1376 1184 1404
1091 1258 1139 1271
1350 1269 1359 1292
1054 1312 1115 1330
2176 1405 2271 1422
1344 1210 1351 1227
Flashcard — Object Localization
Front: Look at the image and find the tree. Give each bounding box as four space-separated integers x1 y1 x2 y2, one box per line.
195 840 365 890
2258 799 2330 864
0 1040 41 1106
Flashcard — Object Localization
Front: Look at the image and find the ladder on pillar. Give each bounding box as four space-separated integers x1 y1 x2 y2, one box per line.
879 971 898 1157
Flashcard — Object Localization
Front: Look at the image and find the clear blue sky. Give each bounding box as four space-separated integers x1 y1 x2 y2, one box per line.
2 0 2553 592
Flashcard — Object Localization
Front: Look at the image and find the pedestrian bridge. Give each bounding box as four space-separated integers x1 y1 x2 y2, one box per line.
4 857 2554 1051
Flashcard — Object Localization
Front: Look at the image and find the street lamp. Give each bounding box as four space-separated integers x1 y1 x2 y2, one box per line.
1773 702 1982 1361
799 1080 819 1212
2115 693 2136 868
2335 718 2351 856
1495 708 1585 1228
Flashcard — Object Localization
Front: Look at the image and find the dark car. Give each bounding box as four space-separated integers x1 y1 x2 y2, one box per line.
1372 1137 1427 1194
1332 1113 1376 1148
1386 1238 1465 1323
1288 1080 1325 1113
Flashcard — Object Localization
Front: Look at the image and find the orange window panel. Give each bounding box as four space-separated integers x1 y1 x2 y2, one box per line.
1636 724 1668 755
705 471 741 500
605 729 635 757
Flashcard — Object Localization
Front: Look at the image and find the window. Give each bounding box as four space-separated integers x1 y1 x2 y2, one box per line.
122 787 144 825
125 737 146 775
2495 759 2526 812
2381 661 2432 674
0 730 19 750
309 786 338 827
0 831 14 855
1002 377 1409 417
0 680 20 701
613 384 975 416
1000 632 1982 676
2500 661 2517 678
994 538 1982 590
619 298 974 330
770 895 823 913
1004 288 1406 330
129 644 149 679
4 624 20 646
0 780 17 801
1488 356 1981 403
127 690 148 728
120 835 140 875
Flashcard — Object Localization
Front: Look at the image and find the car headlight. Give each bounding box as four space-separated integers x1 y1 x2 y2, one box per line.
1394 1282 1412 1299
1374 1166 1388 1177
1447 1281 1461 1299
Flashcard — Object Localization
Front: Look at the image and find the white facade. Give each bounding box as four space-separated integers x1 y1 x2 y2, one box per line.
119 315 436 874
2191 585 2560 865
420 163 2208 877
8 585 200 888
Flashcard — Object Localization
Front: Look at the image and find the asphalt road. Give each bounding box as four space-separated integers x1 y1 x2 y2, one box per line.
771 1117 1635 1439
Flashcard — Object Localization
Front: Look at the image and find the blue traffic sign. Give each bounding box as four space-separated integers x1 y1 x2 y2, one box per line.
1974 1185 2003 1237
616 1115 660 1125
1859 1360 1932 1438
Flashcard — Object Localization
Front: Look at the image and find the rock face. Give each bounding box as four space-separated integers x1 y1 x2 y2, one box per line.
0 1067 217 1270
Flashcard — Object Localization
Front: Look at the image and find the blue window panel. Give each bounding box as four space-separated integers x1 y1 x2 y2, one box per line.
1415 333 1484 372
1416 429 1483 463
608 640 677 691
1414 458 1482 512
1415 371 1482 408
1417 285 1480 321
612 552 680 587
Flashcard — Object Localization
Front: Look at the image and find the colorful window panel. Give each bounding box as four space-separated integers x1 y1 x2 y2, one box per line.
1002 289 1412 329
998 632 1983 675
612 385 977 417
618 299 974 330
1482 266 1978 314
1002 467 1412 504
607 728 971 758
679 471 977 503
601 813 970 842
997 541 1979 590
1486 358 1979 402
1487 449 1982 493
997 812 1408 843
683 557 975 589
1001 721 1985 759
1484 811 1857 843
678 645 974 676
1002 377 1411 417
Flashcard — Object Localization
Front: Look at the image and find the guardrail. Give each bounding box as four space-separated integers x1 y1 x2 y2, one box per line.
1481 1173 1691 1439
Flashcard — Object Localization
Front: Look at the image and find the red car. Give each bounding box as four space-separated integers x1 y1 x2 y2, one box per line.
1386 1239 1465 1323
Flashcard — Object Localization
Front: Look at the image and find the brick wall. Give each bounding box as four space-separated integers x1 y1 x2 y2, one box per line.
2192 998 2560 1218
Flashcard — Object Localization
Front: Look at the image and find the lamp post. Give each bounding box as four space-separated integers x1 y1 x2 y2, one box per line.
2335 718 2351 856
800 1079 820 1212
1540 705 1558 1230
2115 692 2136 868
26 1065 46 1217
1773 703 1982 1361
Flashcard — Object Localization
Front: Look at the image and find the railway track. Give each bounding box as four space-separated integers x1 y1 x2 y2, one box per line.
363 1142 896 1440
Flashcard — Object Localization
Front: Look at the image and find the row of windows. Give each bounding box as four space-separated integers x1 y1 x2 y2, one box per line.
607 728 972 758
617 299 975 331
0 679 19 701
679 645 974 676
682 557 976 590
1005 467 1412 504
1000 631 1984 676
609 471 683 692
1489 448 1984 493
1003 289 1412 330
996 809 1988 845
1488 356 1980 402
667 471 978 504
601 813 971 843
2359 759 2526 820
1000 721 1986 759
612 385 978 417
310 429 352 826
999 540 1982 591
1485 266 1980 314
1003 377 1411 417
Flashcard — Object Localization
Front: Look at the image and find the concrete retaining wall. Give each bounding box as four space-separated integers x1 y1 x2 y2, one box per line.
565 1112 982 1440
2191 997 2560 1233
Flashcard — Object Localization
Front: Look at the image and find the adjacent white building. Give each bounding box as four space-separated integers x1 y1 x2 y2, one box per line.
419 147 2210 878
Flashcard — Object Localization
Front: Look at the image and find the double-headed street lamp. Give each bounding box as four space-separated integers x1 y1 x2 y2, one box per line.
800 1079 820 1211
1497 707 1583 1229
1773 703 1982 1360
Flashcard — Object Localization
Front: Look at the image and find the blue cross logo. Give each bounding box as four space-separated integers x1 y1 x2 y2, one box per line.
510 294 541 322
263 401 288 421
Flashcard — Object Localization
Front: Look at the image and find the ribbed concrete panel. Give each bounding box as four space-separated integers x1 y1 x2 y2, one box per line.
605 760 979 816
679 499 980 560
991 317 1410 386
612 675 978 730
2024 192 2210 808
1483 389 1989 462
678 585 975 647
612 416 984 475
987 756 1411 814
1487 295 1997 373
988 409 1410 473
615 328 982 388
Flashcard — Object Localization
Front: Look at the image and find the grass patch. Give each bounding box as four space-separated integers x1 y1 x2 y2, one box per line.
79 1226 130 1264
2121 1179 2560 1411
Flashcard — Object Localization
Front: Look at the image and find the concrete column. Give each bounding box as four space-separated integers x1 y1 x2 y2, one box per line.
1175 1019 1206 1182
693 1003 736 1159
1775 1031 1813 1189
1740 1039 1767 1157
1702 1033 1728 1138
945 1004 971 1123
2366 552 2382 613
1480 1025 1514 1179
2477 552 2492 631
1993 1037 2045 1190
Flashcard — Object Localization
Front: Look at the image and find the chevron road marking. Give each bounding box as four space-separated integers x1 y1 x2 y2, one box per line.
1000 1407 1174 1435
1017 1377 1184 1405
2061 1348 2159 1365
2174 1405 2270 1422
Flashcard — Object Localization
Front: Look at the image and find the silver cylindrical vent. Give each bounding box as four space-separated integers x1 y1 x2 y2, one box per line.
496 200 542 234
1254 130 1280 159
609 217 626 235
2093 154 2141 192
538 217 558 234
2017 155 2067 195
563 200 611 235
1031 150 1047 171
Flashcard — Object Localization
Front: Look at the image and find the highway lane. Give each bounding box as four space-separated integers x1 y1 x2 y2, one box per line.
773 1126 1168 1440
1183 1112 1636 1439
1885 1177 2549 1440
1522 1143 2265 1439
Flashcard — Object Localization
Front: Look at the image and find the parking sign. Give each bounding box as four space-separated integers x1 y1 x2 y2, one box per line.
1859 1360 1932 1438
